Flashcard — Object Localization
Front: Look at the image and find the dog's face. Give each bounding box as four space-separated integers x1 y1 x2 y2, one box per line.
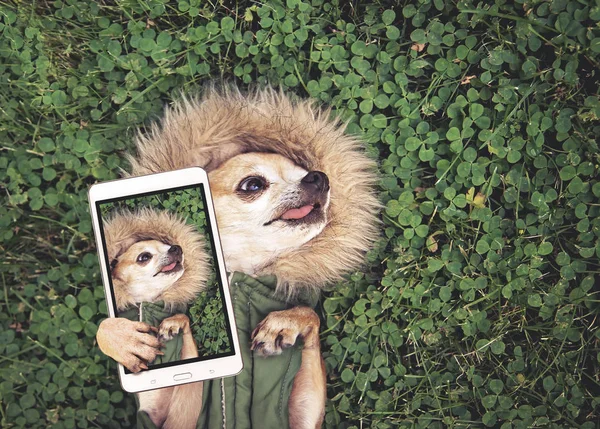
111 240 185 303
208 152 331 274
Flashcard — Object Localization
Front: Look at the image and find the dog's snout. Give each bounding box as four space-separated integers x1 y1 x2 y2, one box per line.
168 245 182 256
301 171 329 193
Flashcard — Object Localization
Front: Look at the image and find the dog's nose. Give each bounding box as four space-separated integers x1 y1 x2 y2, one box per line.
301 171 330 193
168 245 182 256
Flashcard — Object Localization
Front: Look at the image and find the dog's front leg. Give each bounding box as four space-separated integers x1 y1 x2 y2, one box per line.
251 307 326 429
158 314 204 429
157 313 198 360
96 317 164 372
137 388 175 428
97 318 175 427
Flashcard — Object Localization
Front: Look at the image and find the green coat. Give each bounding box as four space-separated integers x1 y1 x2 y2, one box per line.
136 272 319 429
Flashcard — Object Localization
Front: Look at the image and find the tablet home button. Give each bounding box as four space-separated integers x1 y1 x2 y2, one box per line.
174 372 192 381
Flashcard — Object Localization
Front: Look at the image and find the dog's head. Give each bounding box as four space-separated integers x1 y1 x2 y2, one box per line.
104 208 209 311
129 89 381 296
209 152 331 274
111 239 185 304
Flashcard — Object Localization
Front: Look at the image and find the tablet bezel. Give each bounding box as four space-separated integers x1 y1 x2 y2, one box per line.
88 167 243 393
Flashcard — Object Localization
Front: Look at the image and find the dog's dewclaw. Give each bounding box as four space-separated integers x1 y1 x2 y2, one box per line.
133 321 155 333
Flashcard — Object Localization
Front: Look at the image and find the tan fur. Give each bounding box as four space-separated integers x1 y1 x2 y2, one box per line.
250 307 326 428
155 314 203 429
113 240 185 304
115 240 174 278
97 318 162 373
289 348 326 429
209 152 330 275
136 313 203 429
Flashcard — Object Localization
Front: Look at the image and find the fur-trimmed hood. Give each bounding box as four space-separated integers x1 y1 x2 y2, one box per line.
104 208 209 311
127 87 380 296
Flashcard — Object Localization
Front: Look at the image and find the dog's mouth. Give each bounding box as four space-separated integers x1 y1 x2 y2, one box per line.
161 261 180 273
281 203 317 220
265 201 324 226
155 258 183 276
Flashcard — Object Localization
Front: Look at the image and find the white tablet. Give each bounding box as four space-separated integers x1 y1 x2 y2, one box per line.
88 167 242 393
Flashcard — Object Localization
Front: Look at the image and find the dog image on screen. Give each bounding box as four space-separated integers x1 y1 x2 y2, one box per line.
111 239 185 307
96 88 381 429
100 208 209 428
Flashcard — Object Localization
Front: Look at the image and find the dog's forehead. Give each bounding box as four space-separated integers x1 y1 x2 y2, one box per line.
125 239 169 255
224 152 307 180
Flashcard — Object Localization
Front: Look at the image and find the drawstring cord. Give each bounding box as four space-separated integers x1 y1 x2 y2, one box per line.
221 379 227 429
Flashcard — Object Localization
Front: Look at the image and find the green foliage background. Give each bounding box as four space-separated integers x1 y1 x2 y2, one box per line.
99 188 232 357
1 0 599 427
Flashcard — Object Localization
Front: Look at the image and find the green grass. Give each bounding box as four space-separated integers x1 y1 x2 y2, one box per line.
1 0 599 428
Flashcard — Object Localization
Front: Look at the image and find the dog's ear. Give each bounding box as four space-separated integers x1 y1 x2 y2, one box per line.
109 258 122 280
154 235 172 247
133 234 172 247
110 237 138 263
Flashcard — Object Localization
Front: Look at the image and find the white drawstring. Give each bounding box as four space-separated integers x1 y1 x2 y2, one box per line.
221 378 227 429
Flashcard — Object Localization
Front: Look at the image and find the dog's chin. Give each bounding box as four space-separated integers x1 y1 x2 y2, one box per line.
126 269 184 304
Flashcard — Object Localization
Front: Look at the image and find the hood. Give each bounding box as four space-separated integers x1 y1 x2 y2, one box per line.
127 87 380 297
103 208 209 310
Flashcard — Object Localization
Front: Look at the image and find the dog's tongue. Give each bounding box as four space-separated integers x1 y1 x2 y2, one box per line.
161 262 177 272
281 205 314 220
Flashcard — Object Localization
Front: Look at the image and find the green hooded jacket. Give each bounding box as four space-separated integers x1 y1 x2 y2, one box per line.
136 271 319 429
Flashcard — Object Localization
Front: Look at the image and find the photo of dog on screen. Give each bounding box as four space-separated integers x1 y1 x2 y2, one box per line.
98 187 233 372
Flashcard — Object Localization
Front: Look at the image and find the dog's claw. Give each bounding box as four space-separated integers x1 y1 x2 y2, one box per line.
251 322 264 340
275 333 283 349
251 341 264 351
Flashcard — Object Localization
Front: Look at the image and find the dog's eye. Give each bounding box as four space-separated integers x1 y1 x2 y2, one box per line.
137 252 152 263
238 177 266 192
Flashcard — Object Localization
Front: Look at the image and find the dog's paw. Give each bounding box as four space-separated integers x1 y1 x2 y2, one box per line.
250 307 320 357
158 314 191 342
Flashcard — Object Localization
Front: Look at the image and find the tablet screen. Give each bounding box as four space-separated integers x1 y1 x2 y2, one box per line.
95 184 234 373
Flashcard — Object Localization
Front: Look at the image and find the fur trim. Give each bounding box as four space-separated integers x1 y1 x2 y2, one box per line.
104 208 210 311
127 87 381 297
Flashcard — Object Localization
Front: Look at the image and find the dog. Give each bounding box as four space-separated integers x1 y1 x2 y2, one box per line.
96 88 381 429
112 240 185 306
208 152 330 275
98 208 209 428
